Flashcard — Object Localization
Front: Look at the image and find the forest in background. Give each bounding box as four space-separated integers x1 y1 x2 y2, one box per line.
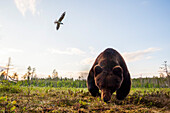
1 61 170 88
0 75 170 88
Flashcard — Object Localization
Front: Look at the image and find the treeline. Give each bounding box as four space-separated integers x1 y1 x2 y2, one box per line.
1 76 170 88
132 76 170 88
11 77 87 88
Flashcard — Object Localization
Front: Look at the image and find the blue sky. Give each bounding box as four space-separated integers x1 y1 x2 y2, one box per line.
0 0 170 79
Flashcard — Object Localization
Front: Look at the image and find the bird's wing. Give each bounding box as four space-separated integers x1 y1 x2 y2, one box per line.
58 12 66 22
56 23 60 30
54 20 58 24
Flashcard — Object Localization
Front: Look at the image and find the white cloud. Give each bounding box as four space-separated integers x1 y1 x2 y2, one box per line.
0 24 2 28
0 48 23 55
145 56 152 60
88 46 96 55
14 0 37 16
80 57 95 65
80 47 161 65
0 24 2 40
123 48 161 62
47 48 86 55
8 48 23 53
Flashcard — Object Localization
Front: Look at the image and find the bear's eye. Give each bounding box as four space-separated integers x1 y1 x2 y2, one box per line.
94 66 103 76
112 66 123 76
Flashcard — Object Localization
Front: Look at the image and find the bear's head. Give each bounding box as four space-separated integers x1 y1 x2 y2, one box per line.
94 65 123 102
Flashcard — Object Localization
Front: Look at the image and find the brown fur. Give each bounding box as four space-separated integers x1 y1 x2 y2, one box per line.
87 48 131 102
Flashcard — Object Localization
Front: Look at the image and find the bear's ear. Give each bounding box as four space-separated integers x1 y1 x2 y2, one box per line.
94 65 103 77
112 66 123 76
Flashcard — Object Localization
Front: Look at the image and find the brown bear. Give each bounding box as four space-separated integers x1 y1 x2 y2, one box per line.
87 48 131 102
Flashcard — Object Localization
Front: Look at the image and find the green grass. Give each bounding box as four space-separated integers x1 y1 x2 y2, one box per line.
0 85 170 112
130 87 170 93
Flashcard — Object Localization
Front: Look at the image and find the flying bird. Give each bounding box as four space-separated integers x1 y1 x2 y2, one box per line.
54 12 66 30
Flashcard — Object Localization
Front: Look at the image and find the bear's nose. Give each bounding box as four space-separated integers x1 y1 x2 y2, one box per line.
103 97 109 103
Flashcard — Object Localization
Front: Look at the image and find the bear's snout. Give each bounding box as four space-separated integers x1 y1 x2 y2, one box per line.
101 89 111 102
103 96 110 102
